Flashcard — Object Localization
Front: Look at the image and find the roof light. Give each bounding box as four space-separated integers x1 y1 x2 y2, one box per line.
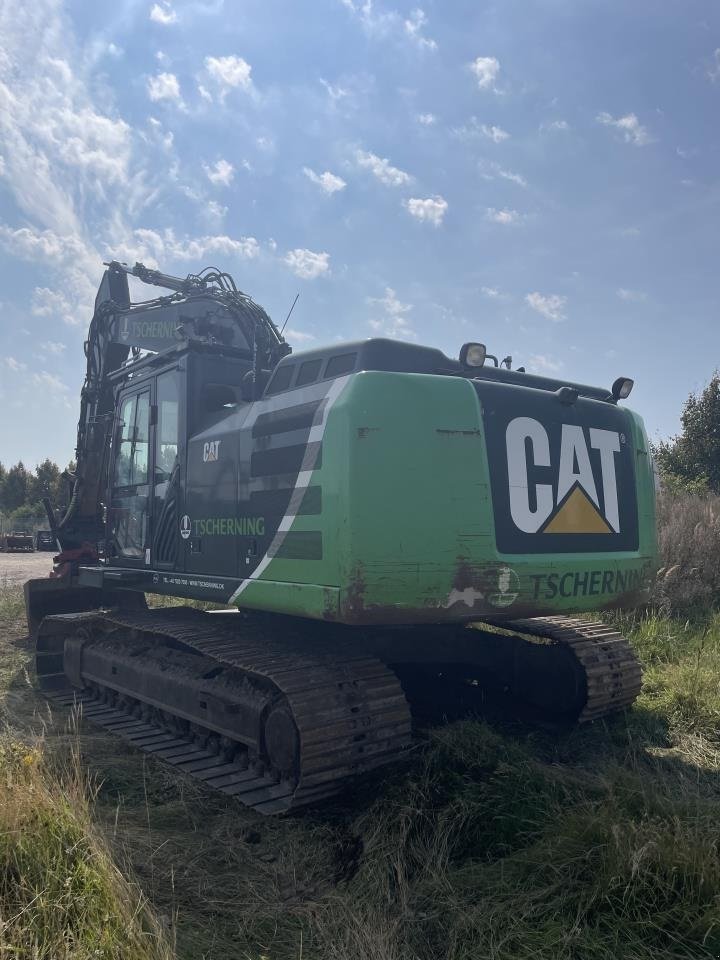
611 377 634 401
460 342 487 368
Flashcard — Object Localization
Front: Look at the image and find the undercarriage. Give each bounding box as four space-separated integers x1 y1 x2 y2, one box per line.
36 606 641 815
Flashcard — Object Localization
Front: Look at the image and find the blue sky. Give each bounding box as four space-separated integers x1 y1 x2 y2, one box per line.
0 0 718 468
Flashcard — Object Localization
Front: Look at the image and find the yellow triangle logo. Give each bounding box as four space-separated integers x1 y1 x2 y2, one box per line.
541 484 613 534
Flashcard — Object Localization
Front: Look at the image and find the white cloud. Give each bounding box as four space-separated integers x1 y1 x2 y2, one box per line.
404 9 437 51
206 200 227 223
320 78 349 102
0 227 87 264
404 195 447 226
481 286 507 299
416 112 436 125
617 288 647 302
205 55 253 96
470 56 500 91
146 116 174 150
355 149 411 186
596 112 651 146
5 357 27 373
454 119 509 143
303 167 347 194
39 340 66 355
149 3 177 24
32 370 69 393
198 83 212 102
525 292 567 322
203 158 234 186
147 72 181 102
284 248 330 279
285 328 316 344
481 124 509 143
526 354 563 375
367 287 415 339
31 286 78 325
485 207 521 225
546 119 569 132
479 160 526 186
340 0 398 36
115 228 260 266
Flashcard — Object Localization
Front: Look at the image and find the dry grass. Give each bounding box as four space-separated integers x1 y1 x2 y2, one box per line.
652 491 720 614
0 735 173 960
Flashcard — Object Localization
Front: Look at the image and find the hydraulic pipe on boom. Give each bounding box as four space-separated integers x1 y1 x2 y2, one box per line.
45 260 290 561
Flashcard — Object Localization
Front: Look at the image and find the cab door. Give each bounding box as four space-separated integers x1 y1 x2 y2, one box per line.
108 388 152 565
151 369 181 569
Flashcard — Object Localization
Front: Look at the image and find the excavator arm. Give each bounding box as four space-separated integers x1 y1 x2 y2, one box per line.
28 260 289 634
46 260 289 556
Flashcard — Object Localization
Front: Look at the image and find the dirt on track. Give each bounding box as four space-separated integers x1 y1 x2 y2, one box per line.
0 551 55 587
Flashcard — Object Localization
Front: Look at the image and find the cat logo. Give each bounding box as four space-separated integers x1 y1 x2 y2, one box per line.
203 440 221 463
506 417 622 535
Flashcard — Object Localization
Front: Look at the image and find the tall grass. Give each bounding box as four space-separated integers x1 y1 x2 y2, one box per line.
0 736 173 960
651 491 720 615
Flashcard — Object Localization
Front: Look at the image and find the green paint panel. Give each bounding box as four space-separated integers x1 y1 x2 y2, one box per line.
237 371 658 624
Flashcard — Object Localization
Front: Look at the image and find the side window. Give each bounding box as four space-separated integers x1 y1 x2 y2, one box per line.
265 364 294 395
114 391 150 487
296 358 323 387
325 353 357 378
133 394 150 484
115 395 136 487
156 372 179 480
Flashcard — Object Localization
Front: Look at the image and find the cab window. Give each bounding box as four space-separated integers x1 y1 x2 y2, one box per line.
115 392 150 487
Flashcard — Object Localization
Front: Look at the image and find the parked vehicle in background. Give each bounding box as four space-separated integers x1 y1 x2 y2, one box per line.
35 530 58 552
0 532 34 552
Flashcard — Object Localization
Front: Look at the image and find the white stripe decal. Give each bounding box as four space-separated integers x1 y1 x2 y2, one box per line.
230 374 351 602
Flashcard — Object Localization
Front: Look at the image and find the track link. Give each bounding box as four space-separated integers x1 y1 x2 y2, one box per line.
497 615 642 721
37 607 412 815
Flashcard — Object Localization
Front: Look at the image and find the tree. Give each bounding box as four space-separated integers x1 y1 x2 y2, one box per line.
1 461 30 512
654 372 720 493
30 458 63 505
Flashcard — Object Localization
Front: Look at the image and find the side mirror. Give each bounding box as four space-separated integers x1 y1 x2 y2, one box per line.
459 342 487 368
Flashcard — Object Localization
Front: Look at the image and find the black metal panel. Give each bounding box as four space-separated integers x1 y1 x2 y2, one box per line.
474 381 639 555
249 485 321 517
252 400 323 438
250 442 322 478
273 531 323 560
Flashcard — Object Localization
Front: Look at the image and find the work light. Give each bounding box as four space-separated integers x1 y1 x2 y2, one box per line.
611 377 634 401
460 342 487 368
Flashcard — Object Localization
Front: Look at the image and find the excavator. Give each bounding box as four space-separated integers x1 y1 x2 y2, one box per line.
25 261 658 815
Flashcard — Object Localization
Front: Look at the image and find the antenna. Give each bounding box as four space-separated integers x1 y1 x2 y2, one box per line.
280 293 300 335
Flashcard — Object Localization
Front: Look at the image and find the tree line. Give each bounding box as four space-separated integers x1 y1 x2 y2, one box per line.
0 460 74 531
653 372 720 495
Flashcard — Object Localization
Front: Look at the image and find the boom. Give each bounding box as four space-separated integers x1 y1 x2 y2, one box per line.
46 261 289 556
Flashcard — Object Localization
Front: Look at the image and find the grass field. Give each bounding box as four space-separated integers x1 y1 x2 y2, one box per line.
1 581 719 959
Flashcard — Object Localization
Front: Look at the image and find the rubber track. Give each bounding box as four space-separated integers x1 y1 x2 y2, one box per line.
502 615 642 721
41 607 412 816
